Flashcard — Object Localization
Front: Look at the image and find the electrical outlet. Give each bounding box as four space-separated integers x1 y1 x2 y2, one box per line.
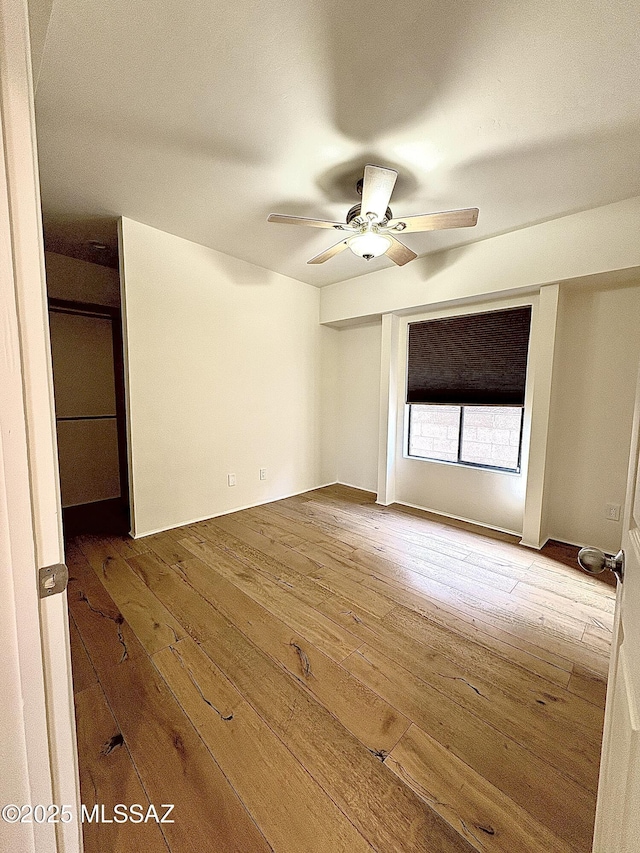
605 503 621 521
259 468 267 481
227 473 236 487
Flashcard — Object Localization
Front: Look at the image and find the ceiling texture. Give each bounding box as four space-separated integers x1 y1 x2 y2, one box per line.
32 0 640 285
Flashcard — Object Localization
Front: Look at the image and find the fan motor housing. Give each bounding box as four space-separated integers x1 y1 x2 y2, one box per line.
346 203 393 226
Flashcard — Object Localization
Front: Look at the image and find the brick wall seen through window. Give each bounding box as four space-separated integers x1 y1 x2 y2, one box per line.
408 404 523 472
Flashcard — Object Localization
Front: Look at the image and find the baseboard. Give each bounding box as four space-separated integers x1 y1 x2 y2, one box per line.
548 536 584 549
544 534 622 555
393 498 522 538
334 488 596 556
334 481 377 496
130 482 338 539
519 536 549 551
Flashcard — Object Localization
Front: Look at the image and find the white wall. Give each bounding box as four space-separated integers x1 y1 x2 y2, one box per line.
334 321 381 493
119 217 331 537
396 452 526 534
545 281 640 552
45 251 120 306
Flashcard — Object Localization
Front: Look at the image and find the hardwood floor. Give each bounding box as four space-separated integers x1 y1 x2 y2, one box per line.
66 484 615 853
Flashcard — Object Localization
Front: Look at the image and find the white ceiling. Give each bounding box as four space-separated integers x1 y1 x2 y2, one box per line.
32 0 640 286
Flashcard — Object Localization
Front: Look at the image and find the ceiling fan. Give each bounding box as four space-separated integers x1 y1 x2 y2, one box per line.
267 164 479 266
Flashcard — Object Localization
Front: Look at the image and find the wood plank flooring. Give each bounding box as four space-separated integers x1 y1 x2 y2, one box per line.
66 485 615 853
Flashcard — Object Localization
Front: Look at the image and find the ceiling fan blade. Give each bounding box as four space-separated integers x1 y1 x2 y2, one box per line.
267 214 348 230
388 207 479 233
307 238 350 265
385 236 418 266
361 165 398 222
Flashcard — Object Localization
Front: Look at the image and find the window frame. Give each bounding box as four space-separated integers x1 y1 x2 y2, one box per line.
406 403 524 474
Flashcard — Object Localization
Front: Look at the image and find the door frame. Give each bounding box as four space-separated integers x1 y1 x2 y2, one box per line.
1 0 81 850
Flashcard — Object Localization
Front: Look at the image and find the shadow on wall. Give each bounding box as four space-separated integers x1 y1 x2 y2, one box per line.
181 237 279 287
413 245 471 282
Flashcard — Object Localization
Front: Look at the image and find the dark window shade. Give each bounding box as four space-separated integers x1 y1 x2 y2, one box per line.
407 306 532 406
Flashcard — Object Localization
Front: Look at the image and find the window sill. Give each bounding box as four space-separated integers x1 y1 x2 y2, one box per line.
402 452 522 476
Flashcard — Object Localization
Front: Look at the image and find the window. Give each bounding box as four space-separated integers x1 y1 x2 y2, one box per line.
408 404 524 472
406 306 531 473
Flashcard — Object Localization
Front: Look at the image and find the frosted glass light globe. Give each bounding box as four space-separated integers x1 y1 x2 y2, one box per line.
348 232 392 259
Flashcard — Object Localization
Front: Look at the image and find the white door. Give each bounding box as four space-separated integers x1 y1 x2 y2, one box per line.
592 357 640 852
0 0 81 851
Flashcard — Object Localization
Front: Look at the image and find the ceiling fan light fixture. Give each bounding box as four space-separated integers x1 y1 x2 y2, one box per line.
348 231 392 260
267 164 478 267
